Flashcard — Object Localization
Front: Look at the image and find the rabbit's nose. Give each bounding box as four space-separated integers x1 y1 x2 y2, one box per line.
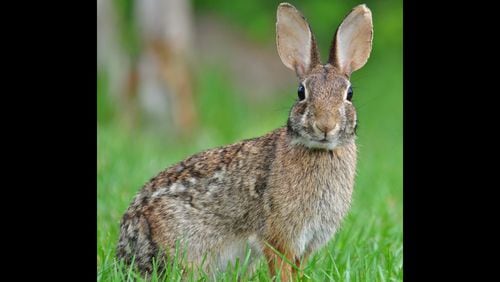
314 120 338 137
317 123 335 135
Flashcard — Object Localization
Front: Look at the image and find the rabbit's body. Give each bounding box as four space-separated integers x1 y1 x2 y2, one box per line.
117 126 356 273
117 129 278 272
117 3 372 280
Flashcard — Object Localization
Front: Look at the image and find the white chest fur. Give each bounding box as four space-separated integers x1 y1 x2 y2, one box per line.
269 142 356 258
293 179 352 257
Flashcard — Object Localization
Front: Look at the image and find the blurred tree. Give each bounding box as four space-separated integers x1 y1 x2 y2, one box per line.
134 0 198 136
98 0 198 137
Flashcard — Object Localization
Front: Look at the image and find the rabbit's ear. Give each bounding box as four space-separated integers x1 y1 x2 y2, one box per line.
329 5 373 76
276 3 320 78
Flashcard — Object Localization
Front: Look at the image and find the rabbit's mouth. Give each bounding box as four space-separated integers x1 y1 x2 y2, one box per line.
309 138 340 150
314 137 339 146
290 134 340 151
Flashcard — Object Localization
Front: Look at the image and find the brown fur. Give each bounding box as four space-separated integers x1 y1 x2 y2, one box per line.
116 3 373 280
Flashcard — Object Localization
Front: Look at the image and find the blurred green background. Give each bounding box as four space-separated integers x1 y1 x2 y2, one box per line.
98 0 402 280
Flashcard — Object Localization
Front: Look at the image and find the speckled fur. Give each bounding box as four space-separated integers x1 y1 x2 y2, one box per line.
116 3 372 280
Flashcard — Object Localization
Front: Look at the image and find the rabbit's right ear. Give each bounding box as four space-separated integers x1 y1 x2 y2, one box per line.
328 5 373 76
276 3 320 78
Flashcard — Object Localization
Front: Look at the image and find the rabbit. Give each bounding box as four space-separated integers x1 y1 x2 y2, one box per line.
116 2 373 281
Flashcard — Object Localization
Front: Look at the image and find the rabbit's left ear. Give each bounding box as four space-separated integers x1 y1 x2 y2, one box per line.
329 5 373 76
276 3 320 78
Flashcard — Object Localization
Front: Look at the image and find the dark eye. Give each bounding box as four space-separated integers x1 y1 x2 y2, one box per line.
346 86 353 101
298 83 305 101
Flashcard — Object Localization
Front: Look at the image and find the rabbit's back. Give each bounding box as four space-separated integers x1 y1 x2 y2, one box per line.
117 128 281 272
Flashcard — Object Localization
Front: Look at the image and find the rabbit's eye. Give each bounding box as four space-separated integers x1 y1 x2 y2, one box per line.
298 83 306 101
347 86 353 101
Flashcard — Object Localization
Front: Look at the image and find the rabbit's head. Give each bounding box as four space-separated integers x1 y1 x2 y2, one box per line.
277 3 373 150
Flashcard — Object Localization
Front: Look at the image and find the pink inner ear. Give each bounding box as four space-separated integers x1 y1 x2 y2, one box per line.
276 6 314 77
333 6 373 75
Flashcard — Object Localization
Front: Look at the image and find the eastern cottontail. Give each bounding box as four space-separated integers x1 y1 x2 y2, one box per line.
116 3 373 280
